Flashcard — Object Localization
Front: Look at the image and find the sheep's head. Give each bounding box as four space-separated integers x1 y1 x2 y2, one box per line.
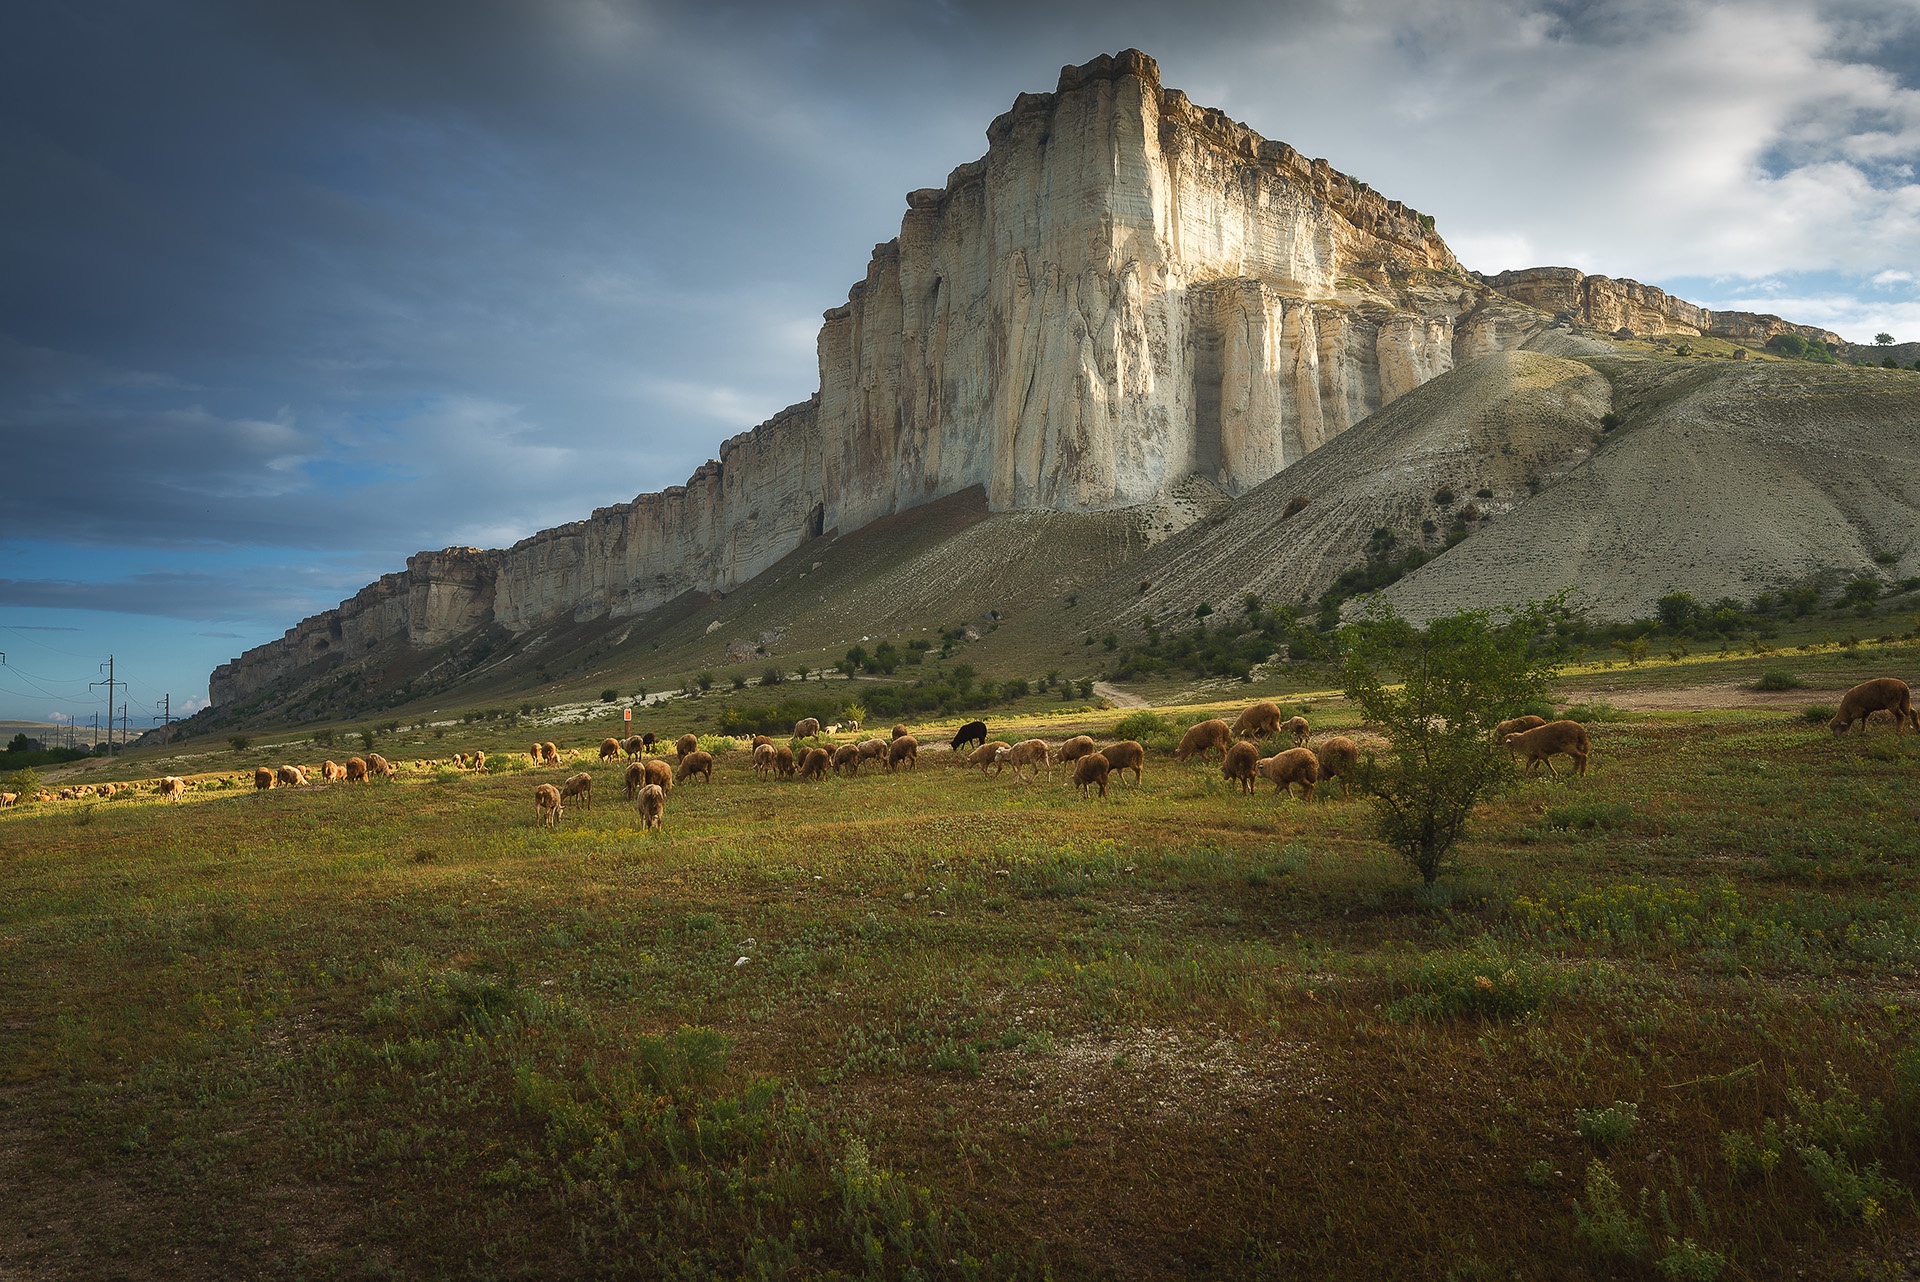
1828 714 1849 735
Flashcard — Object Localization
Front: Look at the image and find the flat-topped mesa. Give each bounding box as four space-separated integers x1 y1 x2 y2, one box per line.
1482 266 1844 346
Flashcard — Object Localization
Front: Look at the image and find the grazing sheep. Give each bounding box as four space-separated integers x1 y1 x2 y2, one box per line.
1073 752 1110 798
892 723 910 740
1056 735 1096 764
793 717 822 740
472 750 487 772
600 737 622 761
887 735 918 771
1830 678 1918 735
752 743 776 776
832 743 861 776
752 734 773 748
856 737 889 762
1231 701 1284 738
541 742 560 765
642 732 657 752
158 777 185 802
1221 741 1260 794
773 746 797 779
1504 720 1591 778
368 753 393 780
1175 719 1232 762
966 741 1005 773
950 720 988 752
276 764 308 788
345 757 369 783
624 761 646 801
559 772 593 809
623 736 645 759
0 792 14 807
637 782 666 831
321 760 345 782
1280 716 1310 745
644 758 674 793
534 783 564 828
254 767 276 791
996 739 1051 781
674 733 699 762
1098 740 1145 786
1256 747 1319 800
677 751 714 784
530 743 543 763
1315 736 1360 797
798 747 831 780
1494 715 1548 742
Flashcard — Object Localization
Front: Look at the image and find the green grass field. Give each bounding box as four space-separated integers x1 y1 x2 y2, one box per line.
5 646 1920 1278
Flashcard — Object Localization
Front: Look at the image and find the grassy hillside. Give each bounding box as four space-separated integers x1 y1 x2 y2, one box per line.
7 641 1920 1278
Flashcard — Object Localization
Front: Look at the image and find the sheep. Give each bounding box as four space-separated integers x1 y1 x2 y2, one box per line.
1315 736 1360 798
344 757 369 782
677 751 714 784
1256 747 1319 800
1503 720 1591 778
887 735 918 771
1221 741 1260 794
321 760 345 782
600 737 622 761
642 732 658 752
752 734 773 748
1098 740 1145 786
254 767 276 791
541 742 560 765
158 777 185 802
798 746 831 780
950 720 988 752
1175 718 1232 762
773 746 797 779
644 758 674 794
674 733 699 762
1494 715 1548 743
832 743 861 776
472 750 487 772
1056 735 1096 764
276 764 308 788
534 783 564 828
793 717 822 740
1073 752 1110 798
1830 678 1918 735
996 738 1051 781
966 741 1005 772
624 761 646 800
637 783 666 831
530 743 544 763
557 772 592 809
892 723 910 740
0 792 14 807
752 742 776 777
368 753 393 780
1280 716 1310 745
1231 701 1284 738
623 736 645 759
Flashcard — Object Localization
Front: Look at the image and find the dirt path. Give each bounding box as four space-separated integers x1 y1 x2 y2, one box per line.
1093 681 1149 709
1559 679 1816 712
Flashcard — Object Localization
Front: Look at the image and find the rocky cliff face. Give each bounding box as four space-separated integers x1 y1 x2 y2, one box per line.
1480 267 1843 346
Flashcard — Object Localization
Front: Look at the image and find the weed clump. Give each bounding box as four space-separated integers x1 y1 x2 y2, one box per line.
1753 668 1802 691
1575 1101 1640 1149
1386 944 1558 1021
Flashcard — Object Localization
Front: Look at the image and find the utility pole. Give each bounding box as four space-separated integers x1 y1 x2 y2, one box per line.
91 656 124 753
155 694 172 740
119 703 129 748
90 712 99 751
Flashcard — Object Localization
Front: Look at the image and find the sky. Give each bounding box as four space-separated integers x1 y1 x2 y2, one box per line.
4 0 1918 729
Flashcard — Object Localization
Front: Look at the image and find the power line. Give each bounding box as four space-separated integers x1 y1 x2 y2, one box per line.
90 656 125 753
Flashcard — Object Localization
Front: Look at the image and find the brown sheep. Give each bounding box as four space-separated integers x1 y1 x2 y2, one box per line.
534 783 564 828
887 735 918 771
541 742 560 765
995 739 1051 780
1504 720 1591 778
891 723 910 740
793 717 822 740
637 783 666 831
966 741 1004 772
772 746 797 779
345 757 369 783
276 764 307 788
798 746 831 780
1830 678 1918 735
677 751 714 784
1073 752 1110 798
158 777 185 802
254 766 276 791
624 760 647 801
752 734 772 748
531 742 543 763
1256 747 1319 800
833 743 862 776
644 758 674 794
1056 734 1096 764
752 742 776 776
1221 741 1260 794
367 753 393 780
561 771 593 807
856 737 890 764
0 792 15 807
321 760 345 782
674 733 699 762
1315 736 1360 798
600 737 622 761
1098 740 1146 786
1175 718 1232 762
1494 715 1549 742
473 750 487 772
1231 701 1283 738
622 736 645 759
1280 716 1310 745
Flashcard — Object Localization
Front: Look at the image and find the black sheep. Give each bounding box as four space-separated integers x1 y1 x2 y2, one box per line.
950 720 988 752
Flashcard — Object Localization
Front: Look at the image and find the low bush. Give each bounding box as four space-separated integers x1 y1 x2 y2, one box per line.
1575 1101 1640 1149
1753 668 1801 691
1385 944 1559 1021
1800 705 1836 725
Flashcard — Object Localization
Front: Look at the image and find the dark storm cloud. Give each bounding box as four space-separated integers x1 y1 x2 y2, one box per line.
0 571 325 622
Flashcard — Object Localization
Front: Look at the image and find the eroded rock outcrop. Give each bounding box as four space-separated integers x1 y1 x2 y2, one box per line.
1481 267 1842 346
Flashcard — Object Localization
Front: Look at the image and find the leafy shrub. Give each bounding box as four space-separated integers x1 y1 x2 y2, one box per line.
1801 704 1836 725
1655 1238 1725 1281
228 736 251 752
1386 945 1559 1021
3 767 40 802
1573 1161 1648 1259
1575 1101 1640 1149
1111 710 1173 750
1753 668 1801 691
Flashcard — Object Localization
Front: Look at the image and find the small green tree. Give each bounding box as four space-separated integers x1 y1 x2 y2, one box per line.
4 767 40 803
1341 600 1562 884
359 727 376 751
1875 332 1894 346
695 671 715 695
228 735 252 752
